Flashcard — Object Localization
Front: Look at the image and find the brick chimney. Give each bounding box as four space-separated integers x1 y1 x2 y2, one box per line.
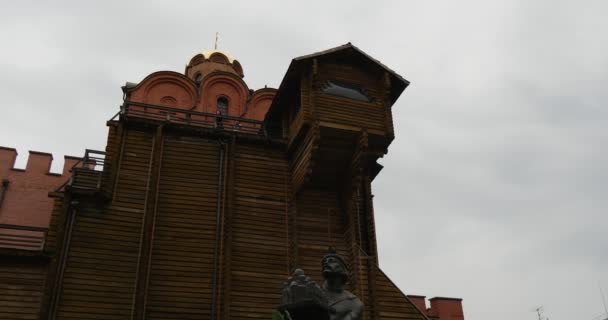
429 297 464 320
407 295 428 315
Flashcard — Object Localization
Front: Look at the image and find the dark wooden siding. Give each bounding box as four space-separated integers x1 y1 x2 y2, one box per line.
145 136 221 320
55 129 153 319
376 269 428 320
226 143 289 319
314 63 387 133
101 124 120 195
289 125 319 193
294 187 349 284
45 197 65 253
0 258 47 320
42 126 426 320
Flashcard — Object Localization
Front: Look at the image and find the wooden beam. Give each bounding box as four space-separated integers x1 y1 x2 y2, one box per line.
221 137 236 320
318 121 385 136
132 125 164 320
383 71 395 142
47 199 78 320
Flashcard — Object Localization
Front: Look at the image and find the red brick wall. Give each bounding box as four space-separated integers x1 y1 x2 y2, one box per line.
126 56 275 124
407 295 465 320
429 297 464 320
0 147 79 249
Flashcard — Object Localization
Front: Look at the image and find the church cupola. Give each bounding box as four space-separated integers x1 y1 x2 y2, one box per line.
185 50 244 82
122 48 275 122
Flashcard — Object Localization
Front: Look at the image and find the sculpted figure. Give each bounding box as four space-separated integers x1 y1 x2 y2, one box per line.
277 248 363 320
321 248 363 320
281 268 327 307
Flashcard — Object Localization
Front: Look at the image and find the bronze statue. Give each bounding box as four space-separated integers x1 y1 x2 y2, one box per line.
321 248 363 320
281 268 328 307
277 248 363 320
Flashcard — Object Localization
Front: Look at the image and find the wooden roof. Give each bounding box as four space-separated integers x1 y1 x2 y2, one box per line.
266 43 410 121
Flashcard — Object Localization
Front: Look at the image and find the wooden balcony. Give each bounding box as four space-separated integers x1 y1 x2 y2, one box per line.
55 149 106 195
119 101 265 136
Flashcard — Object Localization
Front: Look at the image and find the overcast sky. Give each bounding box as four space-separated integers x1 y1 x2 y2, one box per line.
1 1 607 319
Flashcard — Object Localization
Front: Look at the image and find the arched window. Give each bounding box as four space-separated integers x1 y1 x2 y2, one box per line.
217 97 229 115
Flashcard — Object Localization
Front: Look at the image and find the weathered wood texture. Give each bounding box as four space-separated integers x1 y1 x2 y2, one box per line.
101 124 121 196
45 198 65 254
314 63 386 133
144 136 221 320
0 257 48 320
53 129 153 319
41 127 426 320
0 45 429 320
37 56 424 320
69 169 102 191
289 122 319 193
226 142 289 319
294 187 349 284
376 269 428 320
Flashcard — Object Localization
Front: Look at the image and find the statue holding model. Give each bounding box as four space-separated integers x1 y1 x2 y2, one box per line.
276 248 363 320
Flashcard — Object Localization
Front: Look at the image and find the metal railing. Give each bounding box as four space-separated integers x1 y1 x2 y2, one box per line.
72 150 105 191
0 223 48 251
119 101 266 136
55 149 107 192
81 149 106 172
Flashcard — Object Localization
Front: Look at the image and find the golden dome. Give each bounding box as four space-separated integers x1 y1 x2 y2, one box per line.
186 49 243 79
201 50 235 64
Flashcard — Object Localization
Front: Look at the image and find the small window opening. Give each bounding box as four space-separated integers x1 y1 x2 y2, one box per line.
217 97 229 116
320 81 373 102
194 73 203 84
0 179 9 208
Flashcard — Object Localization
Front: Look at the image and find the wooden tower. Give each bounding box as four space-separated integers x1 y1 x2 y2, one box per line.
35 43 427 320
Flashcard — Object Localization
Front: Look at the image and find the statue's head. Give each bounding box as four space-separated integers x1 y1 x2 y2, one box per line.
321 247 349 290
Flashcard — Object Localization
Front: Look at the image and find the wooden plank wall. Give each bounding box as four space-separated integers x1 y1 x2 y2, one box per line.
45 197 65 254
101 124 120 196
144 136 221 320
289 124 319 193
314 64 386 133
226 143 289 319
294 187 348 285
0 257 48 320
375 269 427 320
54 129 153 319
42 126 427 320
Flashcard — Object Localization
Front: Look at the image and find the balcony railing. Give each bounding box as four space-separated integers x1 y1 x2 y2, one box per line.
0 224 48 251
117 101 265 136
55 149 106 193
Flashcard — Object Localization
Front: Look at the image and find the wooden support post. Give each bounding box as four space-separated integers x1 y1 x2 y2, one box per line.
345 184 363 298
383 71 395 142
289 189 300 273
43 194 75 320
285 152 296 274
309 59 318 120
363 174 380 320
132 125 164 320
39 197 66 319
344 135 366 299
102 122 124 197
212 137 231 320
110 124 127 204
221 137 237 320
